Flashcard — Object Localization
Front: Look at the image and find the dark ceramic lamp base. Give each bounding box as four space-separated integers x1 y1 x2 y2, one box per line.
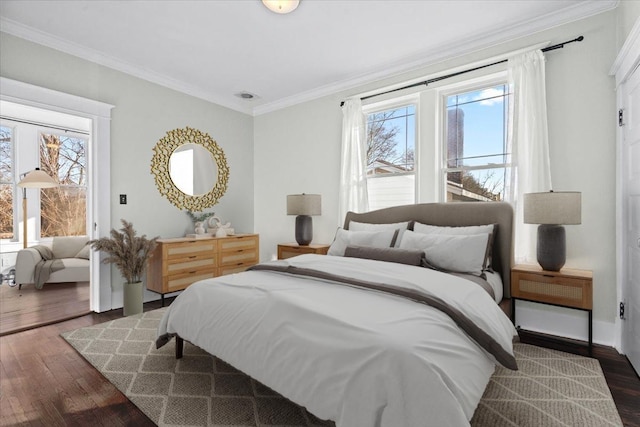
537 224 566 271
295 215 313 246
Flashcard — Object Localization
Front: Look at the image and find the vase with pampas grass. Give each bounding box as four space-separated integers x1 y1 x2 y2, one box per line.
90 219 159 316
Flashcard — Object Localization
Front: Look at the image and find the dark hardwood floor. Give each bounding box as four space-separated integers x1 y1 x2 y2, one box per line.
1 297 639 426
0 281 90 336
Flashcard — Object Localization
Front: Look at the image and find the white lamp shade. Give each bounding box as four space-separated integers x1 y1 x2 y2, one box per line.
262 0 300 14
287 194 321 216
524 191 581 225
18 168 58 188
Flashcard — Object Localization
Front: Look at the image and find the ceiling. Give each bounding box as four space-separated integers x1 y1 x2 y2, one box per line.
0 0 617 116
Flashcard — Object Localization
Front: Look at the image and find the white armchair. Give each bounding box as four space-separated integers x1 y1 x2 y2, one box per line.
15 236 91 289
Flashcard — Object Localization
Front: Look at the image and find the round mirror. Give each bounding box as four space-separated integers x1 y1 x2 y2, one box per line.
151 127 229 211
169 143 218 196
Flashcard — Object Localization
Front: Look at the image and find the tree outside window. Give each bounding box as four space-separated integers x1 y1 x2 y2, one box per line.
39 133 87 237
0 126 13 239
366 105 416 210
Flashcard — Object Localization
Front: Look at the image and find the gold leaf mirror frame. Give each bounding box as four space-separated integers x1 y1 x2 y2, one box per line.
150 127 229 211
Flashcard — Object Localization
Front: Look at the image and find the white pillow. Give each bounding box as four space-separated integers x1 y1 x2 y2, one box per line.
413 222 494 236
348 221 410 248
328 228 398 257
412 222 495 267
399 230 490 275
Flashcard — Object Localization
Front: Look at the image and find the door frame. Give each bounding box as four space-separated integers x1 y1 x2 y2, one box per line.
0 77 114 312
611 19 640 352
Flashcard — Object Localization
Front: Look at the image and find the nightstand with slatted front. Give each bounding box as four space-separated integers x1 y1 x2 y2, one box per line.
511 264 593 354
277 243 330 260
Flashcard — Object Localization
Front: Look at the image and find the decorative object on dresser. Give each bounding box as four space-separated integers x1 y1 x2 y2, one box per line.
523 190 581 271
17 168 57 248
278 243 330 260
146 234 259 306
89 220 159 316
287 193 321 246
150 127 229 211
511 263 593 354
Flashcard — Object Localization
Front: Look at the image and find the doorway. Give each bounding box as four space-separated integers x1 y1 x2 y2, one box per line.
0 77 113 316
613 23 640 374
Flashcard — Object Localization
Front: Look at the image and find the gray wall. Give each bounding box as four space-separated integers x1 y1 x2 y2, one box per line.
0 32 254 308
254 11 619 342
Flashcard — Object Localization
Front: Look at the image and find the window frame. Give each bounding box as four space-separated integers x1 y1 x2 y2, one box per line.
436 72 511 202
0 121 17 241
363 94 420 210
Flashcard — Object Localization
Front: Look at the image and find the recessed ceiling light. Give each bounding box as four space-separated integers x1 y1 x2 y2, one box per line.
262 0 300 14
235 91 259 100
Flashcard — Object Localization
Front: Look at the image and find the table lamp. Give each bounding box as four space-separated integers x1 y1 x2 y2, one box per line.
287 194 321 246
524 191 581 271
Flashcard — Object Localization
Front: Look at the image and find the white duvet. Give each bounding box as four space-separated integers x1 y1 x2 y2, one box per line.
158 254 517 427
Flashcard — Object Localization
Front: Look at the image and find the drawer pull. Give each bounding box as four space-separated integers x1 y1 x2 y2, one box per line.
189 271 197 274
543 274 554 278
189 256 197 259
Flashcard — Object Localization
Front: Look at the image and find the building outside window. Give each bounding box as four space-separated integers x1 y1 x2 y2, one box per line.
443 83 511 202
365 104 417 210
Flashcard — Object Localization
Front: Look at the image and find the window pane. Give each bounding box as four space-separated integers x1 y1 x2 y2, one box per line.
446 167 508 202
366 104 416 210
446 85 509 167
367 105 415 173
0 126 13 239
40 133 87 237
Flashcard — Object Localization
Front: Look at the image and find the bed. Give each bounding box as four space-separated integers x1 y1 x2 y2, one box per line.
157 202 518 427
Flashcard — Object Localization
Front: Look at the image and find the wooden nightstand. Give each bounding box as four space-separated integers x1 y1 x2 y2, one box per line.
277 243 330 260
511 264 593 353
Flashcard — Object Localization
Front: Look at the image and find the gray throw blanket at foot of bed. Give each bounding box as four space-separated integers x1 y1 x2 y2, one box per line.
32 245 64 289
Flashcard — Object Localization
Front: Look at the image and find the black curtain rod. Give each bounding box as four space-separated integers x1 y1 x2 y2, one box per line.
340 35 584 107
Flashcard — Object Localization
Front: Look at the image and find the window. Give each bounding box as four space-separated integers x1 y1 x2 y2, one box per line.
0 125 14 239
366 104 416 210
39 132 87 237
443 84 510 202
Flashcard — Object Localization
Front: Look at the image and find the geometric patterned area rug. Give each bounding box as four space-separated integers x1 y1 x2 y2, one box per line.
62 308 623 427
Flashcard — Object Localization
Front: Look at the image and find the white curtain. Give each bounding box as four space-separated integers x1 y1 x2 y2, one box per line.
339 98 369 223
506 49 552 263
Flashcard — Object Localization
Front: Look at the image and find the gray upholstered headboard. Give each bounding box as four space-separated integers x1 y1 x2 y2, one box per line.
344 202 514 298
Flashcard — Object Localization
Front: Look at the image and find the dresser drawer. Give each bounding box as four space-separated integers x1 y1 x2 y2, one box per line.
164 254 217 275
164 240 217 260
218 235 259 267
164 268 217 293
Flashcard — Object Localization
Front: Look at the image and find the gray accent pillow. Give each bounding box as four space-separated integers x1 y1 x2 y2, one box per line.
75 244 91 260
344 245 424 266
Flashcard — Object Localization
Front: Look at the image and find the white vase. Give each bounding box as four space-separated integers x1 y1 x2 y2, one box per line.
123 281 144 316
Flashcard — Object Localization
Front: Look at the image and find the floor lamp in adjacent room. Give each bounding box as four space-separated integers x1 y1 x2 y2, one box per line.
18 168 58 248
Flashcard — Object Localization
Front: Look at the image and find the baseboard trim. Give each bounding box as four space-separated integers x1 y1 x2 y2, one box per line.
513 301 615 347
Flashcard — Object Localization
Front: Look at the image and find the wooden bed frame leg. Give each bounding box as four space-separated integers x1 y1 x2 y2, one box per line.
175 335 184 359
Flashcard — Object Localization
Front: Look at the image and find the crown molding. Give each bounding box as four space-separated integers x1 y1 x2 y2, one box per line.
610 15 640 85
0 0 618 117
253 0 618 115
0 18 254 115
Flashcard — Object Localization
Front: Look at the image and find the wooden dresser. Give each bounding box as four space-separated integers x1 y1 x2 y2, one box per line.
146 234 259 305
